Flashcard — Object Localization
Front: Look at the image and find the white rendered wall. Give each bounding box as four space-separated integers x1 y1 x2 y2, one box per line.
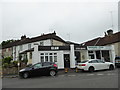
32 44 39 64
70 44 76 68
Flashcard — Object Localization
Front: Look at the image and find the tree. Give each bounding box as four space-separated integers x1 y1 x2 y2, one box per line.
1 39 16 46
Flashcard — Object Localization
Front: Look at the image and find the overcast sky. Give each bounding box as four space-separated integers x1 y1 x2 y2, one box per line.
0 0 119 44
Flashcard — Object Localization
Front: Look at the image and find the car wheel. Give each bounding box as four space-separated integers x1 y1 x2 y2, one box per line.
49 70 56 76
89 67 94 72
23 72 29 79
109 65 114 70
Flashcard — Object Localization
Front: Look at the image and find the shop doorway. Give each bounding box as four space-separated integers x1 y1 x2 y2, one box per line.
75 51 81 63
64 54 70 68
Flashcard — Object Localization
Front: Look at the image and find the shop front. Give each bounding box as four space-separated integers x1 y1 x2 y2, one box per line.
32 44 115 69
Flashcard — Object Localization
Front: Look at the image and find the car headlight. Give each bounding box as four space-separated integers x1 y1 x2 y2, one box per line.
19 69 25 72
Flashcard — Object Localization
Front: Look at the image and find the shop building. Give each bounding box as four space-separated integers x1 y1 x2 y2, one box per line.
20 44 115 69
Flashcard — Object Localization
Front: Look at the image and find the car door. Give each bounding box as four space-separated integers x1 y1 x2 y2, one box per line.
42 62 51 75
30 63 43 76
89 60 100 70
97 60 106 70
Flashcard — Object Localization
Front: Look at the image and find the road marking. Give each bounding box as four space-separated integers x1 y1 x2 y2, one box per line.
59 75 65 77
97 74 104 75
107 73 115 75
68 75 76 77
87 74 94 76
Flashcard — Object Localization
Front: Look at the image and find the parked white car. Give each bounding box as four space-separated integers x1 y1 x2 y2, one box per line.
76 59 115 72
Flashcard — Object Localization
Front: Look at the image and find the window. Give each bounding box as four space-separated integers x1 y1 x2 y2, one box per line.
28 44 31 50
88 51 93 53
45 56 48 62
41 56 44 62
54 56 57 62
89 60 98 63
40 52 57 63
33 63 42 69
81 60 88 63
97 60 105 63
40 42 44 46
88 51 95 59
41 53 44 55
19 45 23 51
50 56 53 62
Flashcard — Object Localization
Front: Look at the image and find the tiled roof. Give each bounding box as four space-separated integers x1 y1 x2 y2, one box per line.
2 32 67 49
2 40 20 49
82 31 120 46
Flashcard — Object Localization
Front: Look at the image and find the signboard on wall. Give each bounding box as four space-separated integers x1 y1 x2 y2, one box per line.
87 46 111 50
38 46 70 51
74 45 87 50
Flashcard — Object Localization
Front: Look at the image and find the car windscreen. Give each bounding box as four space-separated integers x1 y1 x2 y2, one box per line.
80 60 88 63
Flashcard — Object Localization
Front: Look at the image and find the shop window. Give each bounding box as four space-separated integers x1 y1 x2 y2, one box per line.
102 50 110 62
50 56 53 62
54 53 57 55
88 51 93 53
95 51 101 59
49 53 52 55
54 56 57 62
41 56 44 62
40 52 57 63
45 56 48 62
41 53 44 55
45 53 48 55
89 54 95 59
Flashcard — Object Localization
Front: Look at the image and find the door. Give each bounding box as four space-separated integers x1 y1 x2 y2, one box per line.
30 63 43 76
64 54 70 68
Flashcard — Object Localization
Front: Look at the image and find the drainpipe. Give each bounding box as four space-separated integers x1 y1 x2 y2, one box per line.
70 44 75 68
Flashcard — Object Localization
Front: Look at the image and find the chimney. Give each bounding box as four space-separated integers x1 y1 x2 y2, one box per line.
53 31 56 35
104 32 107 37
21 35 26 40
107 29 113 36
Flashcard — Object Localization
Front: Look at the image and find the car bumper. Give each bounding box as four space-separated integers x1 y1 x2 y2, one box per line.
76 66 87 70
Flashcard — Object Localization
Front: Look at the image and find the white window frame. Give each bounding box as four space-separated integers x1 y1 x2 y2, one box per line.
40 52 57 62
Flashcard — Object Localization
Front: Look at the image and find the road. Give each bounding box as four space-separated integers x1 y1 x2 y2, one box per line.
2 68 119 88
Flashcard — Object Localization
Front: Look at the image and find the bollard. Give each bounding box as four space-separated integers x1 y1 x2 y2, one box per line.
75 68 78 73
65 68 68 73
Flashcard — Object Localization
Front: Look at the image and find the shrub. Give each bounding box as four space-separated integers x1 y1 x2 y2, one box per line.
12 61 18 67
2 57 12 64
2 63 9 68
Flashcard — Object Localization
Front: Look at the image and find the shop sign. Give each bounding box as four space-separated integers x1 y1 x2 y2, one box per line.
74 46 87 50
51 47 59 50
39 46 70 51
87 46 110 50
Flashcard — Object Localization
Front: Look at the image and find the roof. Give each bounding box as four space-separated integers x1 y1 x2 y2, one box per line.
2 32 67 49
81 31 120 46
